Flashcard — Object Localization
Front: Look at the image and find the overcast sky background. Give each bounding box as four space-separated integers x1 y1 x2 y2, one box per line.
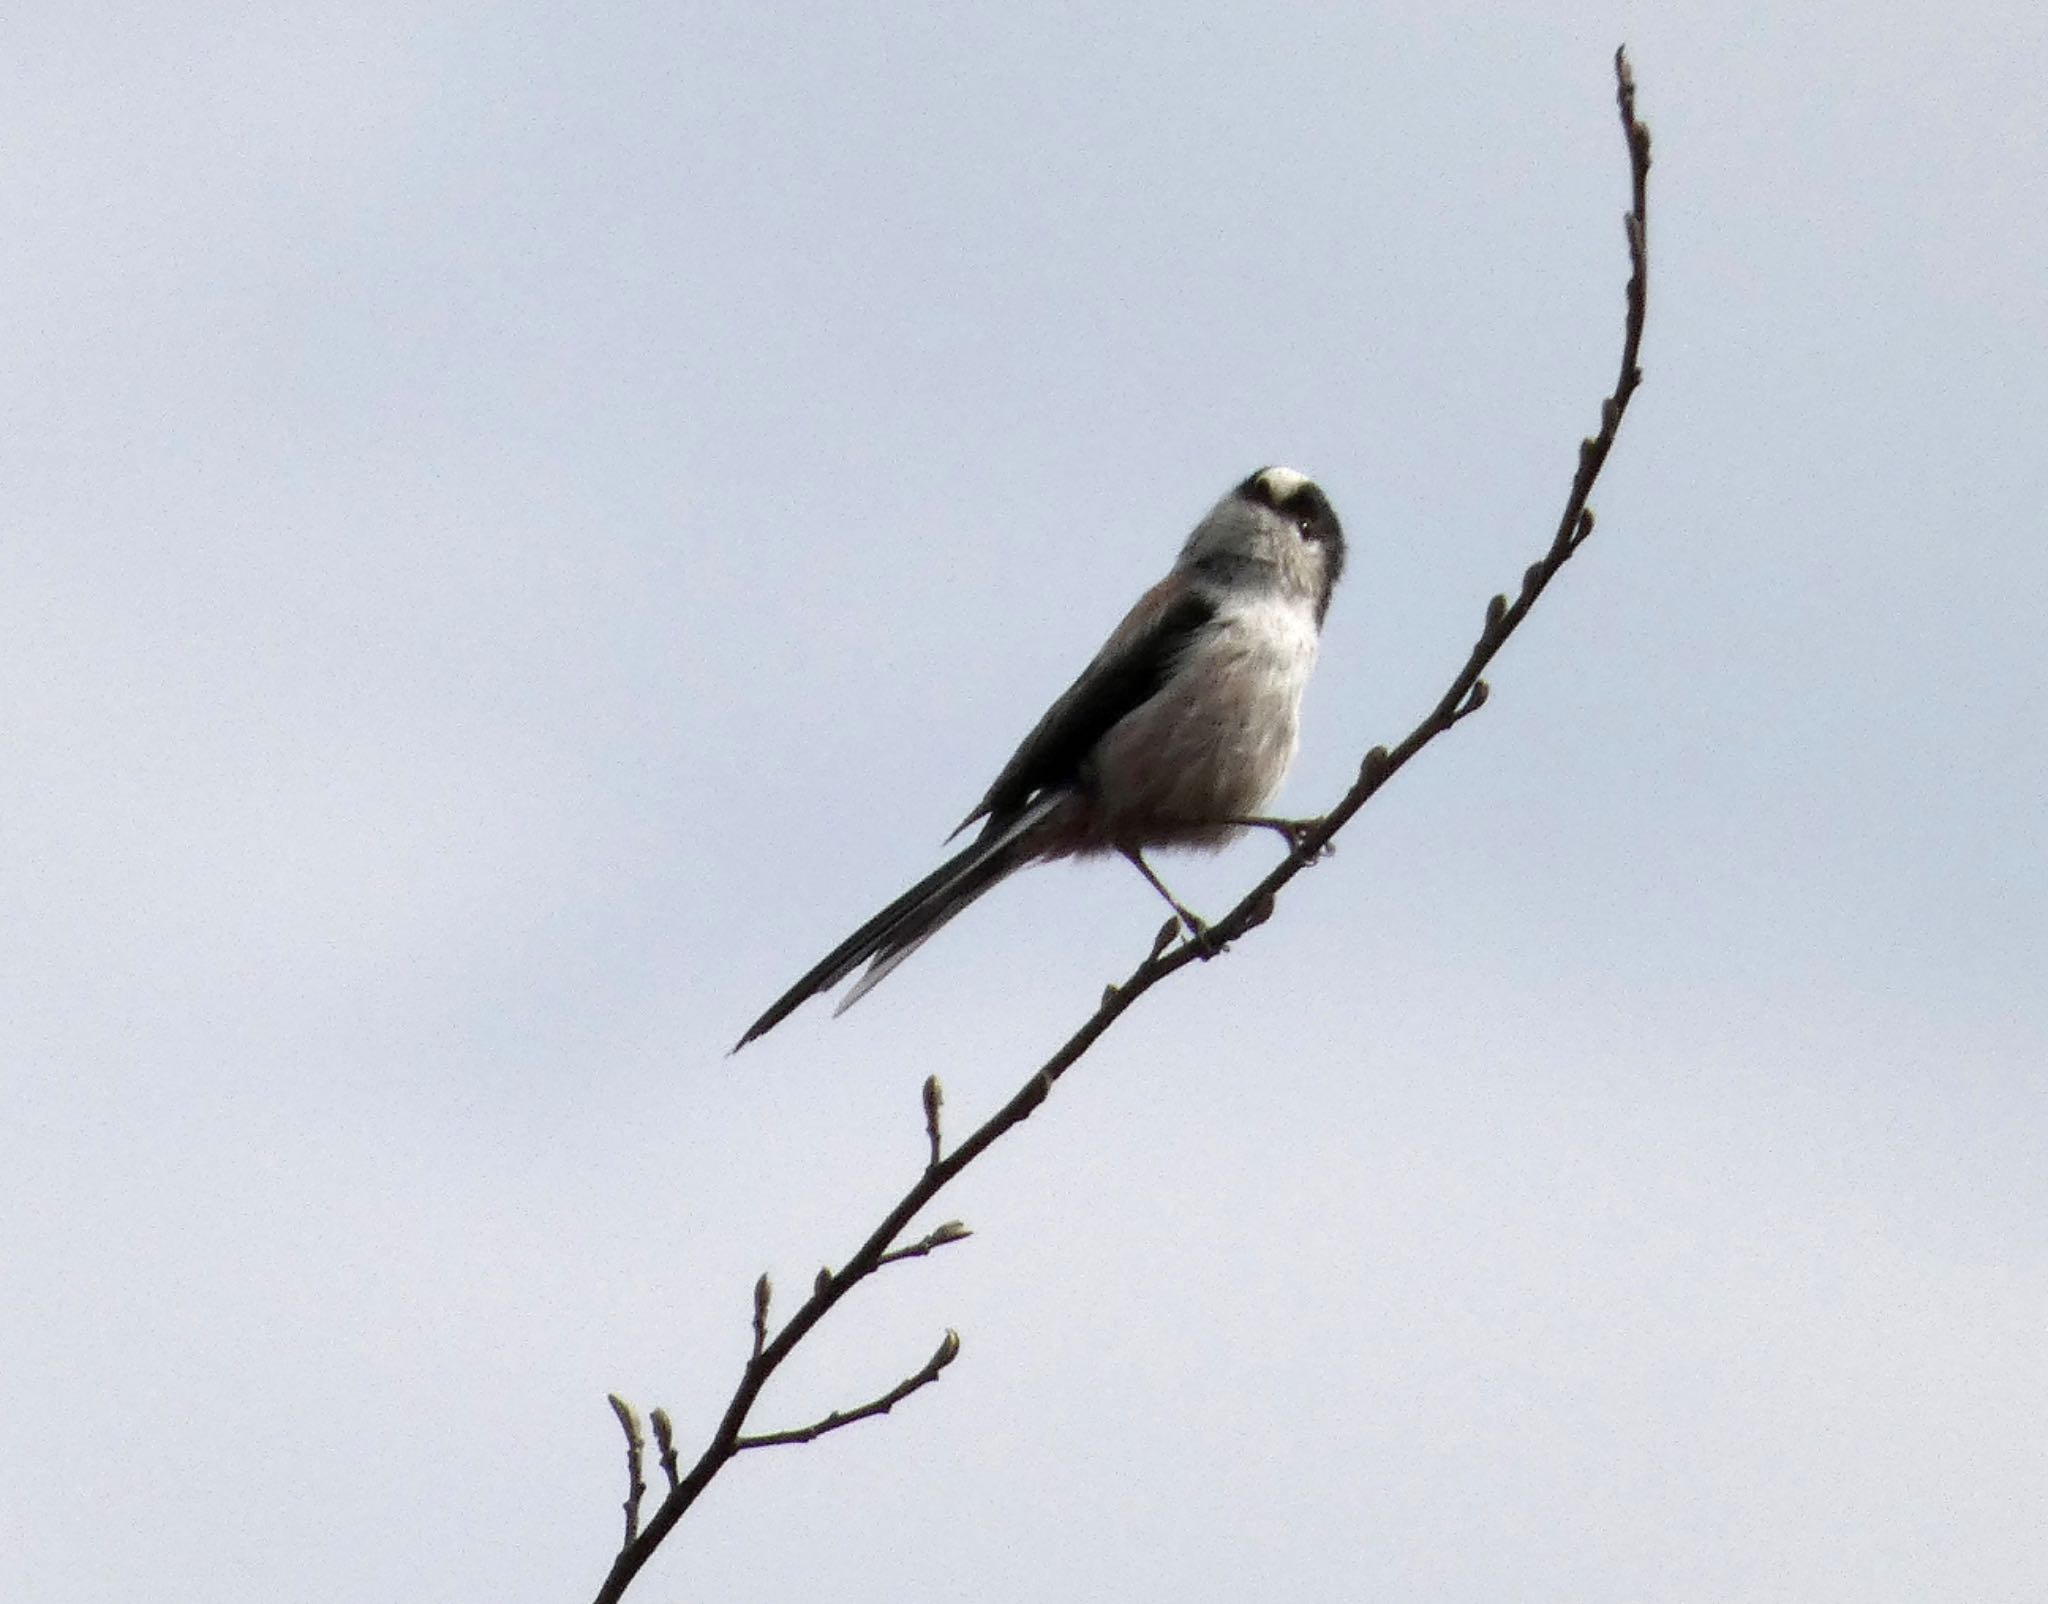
5 4 2045 1601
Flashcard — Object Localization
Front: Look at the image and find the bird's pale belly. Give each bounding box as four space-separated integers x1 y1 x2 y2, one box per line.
1060 604 1319 854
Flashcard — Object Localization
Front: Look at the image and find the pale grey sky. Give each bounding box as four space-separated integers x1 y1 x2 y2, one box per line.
5 5 2045 1601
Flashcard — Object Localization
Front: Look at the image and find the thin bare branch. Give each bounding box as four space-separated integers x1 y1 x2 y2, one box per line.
922 1074 944 1169
750 1273 771 1360
736 1330 962 1452
591 54 1650 1604
606 1394 648 1548
875 1219 973 1269
649 1409 680 1493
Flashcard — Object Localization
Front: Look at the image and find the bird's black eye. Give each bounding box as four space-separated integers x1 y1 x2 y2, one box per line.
1286 486 1332 540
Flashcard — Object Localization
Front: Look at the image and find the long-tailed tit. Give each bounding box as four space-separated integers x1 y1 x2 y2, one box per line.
736 466 1346 1050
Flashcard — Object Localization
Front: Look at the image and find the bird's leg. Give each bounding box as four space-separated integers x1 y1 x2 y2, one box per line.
1226 815 1333 858
1120 847 1217 954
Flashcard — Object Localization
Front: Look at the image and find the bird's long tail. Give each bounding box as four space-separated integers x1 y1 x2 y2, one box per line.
733 794 1060 1050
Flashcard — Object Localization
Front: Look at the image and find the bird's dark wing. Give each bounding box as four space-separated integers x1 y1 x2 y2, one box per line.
953 574 1216 835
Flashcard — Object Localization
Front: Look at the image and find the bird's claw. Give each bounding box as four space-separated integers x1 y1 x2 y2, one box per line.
1234 815 1333 859
1282 823 1331 857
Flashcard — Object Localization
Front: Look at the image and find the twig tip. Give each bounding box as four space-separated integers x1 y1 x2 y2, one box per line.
922 1074 946 1167
751 1272 773 1355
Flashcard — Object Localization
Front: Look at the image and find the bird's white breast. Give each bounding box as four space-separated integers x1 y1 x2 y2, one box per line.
1086 591 1322 844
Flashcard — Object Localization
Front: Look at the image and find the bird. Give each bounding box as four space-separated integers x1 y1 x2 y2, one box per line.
734 466 1346 1050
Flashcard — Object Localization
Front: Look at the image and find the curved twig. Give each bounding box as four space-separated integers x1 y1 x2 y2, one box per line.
603 1395 647 1549
592 50 1650 1604
736 1329 962 1452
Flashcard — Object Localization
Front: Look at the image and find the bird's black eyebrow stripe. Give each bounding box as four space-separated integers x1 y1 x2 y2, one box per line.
1282 482 1333 521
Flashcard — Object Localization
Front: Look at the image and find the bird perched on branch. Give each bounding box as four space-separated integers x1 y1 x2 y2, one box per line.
735 466 1346 1050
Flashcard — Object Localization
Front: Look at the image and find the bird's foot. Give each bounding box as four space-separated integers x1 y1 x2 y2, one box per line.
1126 848 1222 957
1177 908 1221 957
1155 909 1220 958
1230 814 1334 859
